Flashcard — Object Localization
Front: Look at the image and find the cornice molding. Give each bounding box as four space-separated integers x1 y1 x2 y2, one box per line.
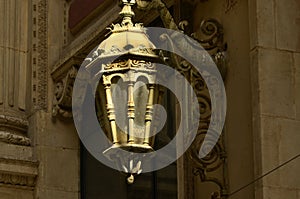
0 132 31 146
0 114 30 146
0 158 38 189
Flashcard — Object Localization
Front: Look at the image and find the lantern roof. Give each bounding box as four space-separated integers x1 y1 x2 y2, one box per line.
90 0 159 62
96 24 157 59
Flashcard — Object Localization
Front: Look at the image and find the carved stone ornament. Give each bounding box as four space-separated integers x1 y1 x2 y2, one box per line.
32 0 49 110
0 132 31 146
0 158 38 188
52 61 79 119
0 115 30 146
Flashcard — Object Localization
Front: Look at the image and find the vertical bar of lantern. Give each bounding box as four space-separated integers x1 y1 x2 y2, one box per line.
143 84 155 145
103 76 119 144
127 69 135 143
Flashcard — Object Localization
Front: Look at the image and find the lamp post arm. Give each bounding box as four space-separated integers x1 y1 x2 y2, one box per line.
136 0 179 30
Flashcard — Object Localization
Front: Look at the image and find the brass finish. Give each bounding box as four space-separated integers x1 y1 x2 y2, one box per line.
85 0 164 160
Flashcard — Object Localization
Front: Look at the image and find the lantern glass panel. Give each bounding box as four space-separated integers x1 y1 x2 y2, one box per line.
133 80 149 138
111 76 128 135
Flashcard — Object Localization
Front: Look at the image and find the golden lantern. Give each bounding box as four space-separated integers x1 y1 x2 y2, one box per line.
84 0 164 180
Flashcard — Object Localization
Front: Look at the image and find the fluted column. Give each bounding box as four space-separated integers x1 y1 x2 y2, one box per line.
0 0 30 146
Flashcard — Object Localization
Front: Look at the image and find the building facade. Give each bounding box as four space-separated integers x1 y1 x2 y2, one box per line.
0 0 299 198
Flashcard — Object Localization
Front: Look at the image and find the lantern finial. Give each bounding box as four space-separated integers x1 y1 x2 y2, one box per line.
120 0 136 26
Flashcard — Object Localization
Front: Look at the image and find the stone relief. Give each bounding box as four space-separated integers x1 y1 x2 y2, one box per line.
32 0 48 110
0 158 38 188
0 131 30 146
0 173 36 188
52 66 78 119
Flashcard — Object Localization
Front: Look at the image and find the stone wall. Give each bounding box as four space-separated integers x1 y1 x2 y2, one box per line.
192 0 300 198
249 0 300 198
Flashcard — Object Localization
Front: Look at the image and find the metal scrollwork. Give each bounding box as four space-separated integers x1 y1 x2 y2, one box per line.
192 19 224 51
191 19 227 79
136 0 228 198
103 60 154 70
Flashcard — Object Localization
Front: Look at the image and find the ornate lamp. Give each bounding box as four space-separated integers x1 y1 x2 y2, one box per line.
77 0 227 189
85 0 164 182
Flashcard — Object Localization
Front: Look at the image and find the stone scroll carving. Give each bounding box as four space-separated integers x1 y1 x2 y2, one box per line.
51 58 81 119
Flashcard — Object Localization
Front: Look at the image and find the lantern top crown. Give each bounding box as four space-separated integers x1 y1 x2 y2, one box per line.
119 0 136 27
85 0 159 63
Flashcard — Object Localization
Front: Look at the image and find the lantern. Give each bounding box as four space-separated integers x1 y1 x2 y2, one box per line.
85 0 164 182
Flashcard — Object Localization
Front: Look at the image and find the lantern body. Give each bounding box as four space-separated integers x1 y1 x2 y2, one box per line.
98 59 161 153
87 22 164 155
82 1 167 176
